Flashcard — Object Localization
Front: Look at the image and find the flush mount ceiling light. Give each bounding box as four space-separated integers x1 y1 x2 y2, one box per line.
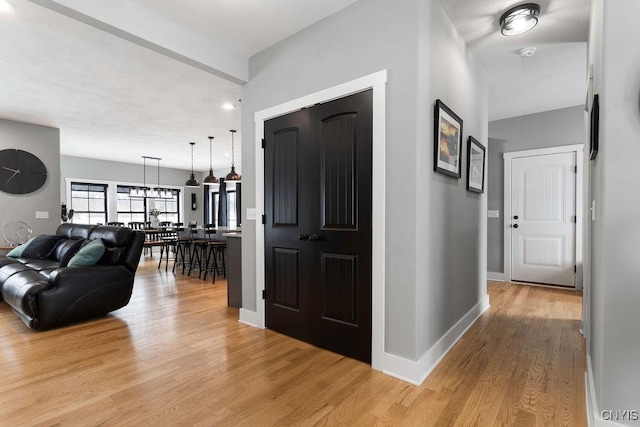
0 0 15 12
500 3 540 36
222 103 235 110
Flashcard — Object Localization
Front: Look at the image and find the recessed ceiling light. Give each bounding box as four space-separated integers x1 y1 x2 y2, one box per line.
0 0 16 13
500 3 540 36
222 103 235 110
224 153 231 157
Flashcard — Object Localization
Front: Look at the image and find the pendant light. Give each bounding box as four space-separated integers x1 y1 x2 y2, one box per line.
185 142 200 187
225 130 241 181
130 156 150 198
203 136 219 184
153 157 173 199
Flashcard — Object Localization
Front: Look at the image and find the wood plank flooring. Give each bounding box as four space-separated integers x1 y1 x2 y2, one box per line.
0 257 586 426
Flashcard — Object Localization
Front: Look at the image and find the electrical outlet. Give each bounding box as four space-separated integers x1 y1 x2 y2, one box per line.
35 211 49 219
487 210 500 218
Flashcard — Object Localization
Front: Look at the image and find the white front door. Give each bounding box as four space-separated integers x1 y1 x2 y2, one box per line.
510 152 576 287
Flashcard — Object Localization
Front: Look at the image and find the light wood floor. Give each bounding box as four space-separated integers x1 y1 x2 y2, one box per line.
0 257 586 426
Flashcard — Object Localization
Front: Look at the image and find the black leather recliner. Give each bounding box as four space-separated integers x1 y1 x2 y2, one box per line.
0 224 144 330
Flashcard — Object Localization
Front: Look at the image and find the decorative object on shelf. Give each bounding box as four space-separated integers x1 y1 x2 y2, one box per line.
434 99 463 178
466 136 486 193
2 221 32 245
225 130 241 181
499 3 540 36
590 94 599 160
204 136 219 185
185 142 201 187
0 149 48 195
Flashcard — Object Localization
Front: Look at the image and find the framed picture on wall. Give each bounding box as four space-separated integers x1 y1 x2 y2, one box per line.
466 136 485 193
434 99 463 178
590 94 599 160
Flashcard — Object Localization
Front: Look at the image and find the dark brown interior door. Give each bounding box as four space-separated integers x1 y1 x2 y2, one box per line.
264 90 372 363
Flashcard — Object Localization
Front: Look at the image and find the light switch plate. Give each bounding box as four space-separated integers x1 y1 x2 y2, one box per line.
35 211 49 219
246 208 257 221
487 210 500 218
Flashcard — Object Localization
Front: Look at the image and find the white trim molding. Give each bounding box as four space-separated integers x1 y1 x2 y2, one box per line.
252 70 388 371
586 356 626 427
503 144 584 289
383 296 490 385
487 271 505 282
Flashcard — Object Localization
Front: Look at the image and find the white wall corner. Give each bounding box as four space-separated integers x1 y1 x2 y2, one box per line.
239 309 263 328
586 356 626 427
383 295 490 385
487 271 505 282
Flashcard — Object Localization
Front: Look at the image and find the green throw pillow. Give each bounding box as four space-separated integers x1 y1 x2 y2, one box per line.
67 239 105 267
6 237 36 258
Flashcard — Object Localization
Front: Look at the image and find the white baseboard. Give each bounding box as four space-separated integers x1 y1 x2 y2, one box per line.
586 356 626 426
487 271 505 282
239 308 262 328
383 295 490 385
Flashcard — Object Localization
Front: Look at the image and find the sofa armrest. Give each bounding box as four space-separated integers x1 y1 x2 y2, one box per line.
48 265 132 289
34 265 135 330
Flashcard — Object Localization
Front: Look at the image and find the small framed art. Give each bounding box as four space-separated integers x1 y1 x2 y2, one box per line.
434 99 463 178
466 136 485 193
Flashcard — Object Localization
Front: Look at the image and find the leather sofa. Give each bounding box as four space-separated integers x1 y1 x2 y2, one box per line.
0 224 144 330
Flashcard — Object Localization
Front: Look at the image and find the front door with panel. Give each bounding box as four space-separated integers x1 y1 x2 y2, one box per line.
510 152 576 287
264 90 372 363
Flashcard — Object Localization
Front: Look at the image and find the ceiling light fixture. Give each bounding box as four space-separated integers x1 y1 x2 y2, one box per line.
500 3 540 36
203 136 219 185
130 156 150 198
222 103 235 110
225 130 241 181
519 47 537 58
0 0 15 13
185 142 201 187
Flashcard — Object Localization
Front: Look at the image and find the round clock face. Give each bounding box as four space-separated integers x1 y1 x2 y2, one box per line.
0 149 48 195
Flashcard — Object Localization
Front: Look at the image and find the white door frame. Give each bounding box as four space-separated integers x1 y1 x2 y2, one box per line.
503 144 584 289
252 70 387 371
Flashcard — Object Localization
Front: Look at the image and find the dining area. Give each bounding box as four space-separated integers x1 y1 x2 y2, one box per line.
106 221 241 300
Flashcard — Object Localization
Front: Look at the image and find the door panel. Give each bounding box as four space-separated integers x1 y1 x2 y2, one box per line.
265 90 372 363
511 152 575 287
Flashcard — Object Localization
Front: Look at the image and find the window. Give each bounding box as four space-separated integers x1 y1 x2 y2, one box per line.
70 182 107 225
205 182 240 228
149 190 180 224
116 186 180 226
116 186 146 225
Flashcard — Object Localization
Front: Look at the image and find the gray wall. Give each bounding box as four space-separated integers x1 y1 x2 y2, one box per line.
487 106 585 273
61 155 205 225
0 118 61 240
588 0 640 421
241 0 488 361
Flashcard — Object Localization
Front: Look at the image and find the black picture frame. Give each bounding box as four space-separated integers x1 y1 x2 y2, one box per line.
590 94 599 160
434 99 463 178
466 136 485 193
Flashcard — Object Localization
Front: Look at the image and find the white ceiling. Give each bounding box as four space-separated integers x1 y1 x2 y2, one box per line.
0 0 590 171
439 0 590 120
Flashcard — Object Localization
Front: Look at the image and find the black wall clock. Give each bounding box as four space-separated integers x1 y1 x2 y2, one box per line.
0 149 48 195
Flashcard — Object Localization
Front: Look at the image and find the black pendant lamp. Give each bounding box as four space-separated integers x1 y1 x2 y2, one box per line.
185 142 200 187
203 136 218 185
225 129 241 181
